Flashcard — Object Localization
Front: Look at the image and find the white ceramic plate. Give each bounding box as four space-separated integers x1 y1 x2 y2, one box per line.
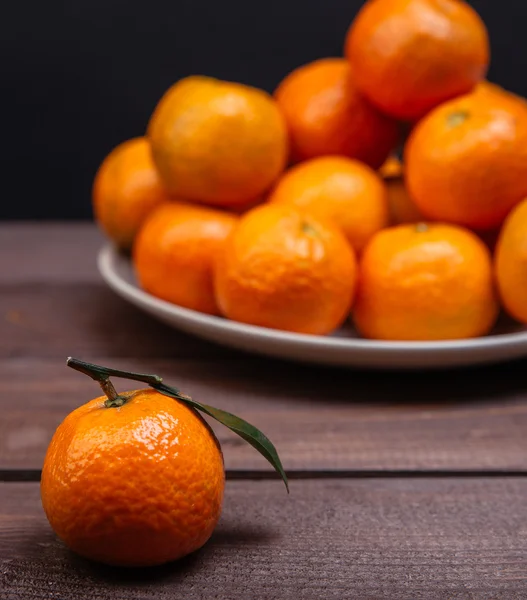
98 244 527 369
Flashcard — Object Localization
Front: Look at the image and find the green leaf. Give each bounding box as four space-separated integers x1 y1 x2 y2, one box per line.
152 382 289 493
67 357 289 492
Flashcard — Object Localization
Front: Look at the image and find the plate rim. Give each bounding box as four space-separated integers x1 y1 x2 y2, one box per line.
97 244 527 357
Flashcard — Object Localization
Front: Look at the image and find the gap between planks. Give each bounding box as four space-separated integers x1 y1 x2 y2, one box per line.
2 468 527 483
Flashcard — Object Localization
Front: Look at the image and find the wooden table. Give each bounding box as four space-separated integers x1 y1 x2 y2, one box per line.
1 223 527 599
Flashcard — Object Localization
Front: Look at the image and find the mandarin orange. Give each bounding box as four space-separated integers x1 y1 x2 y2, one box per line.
474 81 526 107
405 93 527 230
214 204 357 335
93 137 171 251
148 76 288 207
354 223 498 341
378 155 403 179
385 176 423 225
274 58 399 168
269 156 388 253
134 202 237 314
495 198 527 324
345 0 489 120
41 387 224 567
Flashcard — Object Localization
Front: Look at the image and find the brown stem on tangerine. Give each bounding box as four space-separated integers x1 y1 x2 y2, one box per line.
99 378 119 402
95 377 128 408
93 375 127 408
415 222 429 233
66 357 128 408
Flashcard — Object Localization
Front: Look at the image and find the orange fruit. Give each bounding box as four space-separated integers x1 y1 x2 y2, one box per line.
354 223 498 341
405 93 527 230
475 80 508 99
378 156 423 225
345 0 489 121
268 156 388 253
93 137 171 251
274 58 399 168
474 81 526 107
41 388 224 567
385 177 423 225
214 204 357 335
148 76 288 207
379 155 403 179
134 202 237 314
495 198 527 324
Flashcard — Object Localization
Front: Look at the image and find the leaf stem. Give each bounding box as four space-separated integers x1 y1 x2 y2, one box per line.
66 357 145 408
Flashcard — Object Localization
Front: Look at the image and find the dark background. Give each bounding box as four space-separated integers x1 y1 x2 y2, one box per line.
1 0 526 220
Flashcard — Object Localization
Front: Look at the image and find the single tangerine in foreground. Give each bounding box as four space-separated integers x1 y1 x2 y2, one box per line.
41 387 225 567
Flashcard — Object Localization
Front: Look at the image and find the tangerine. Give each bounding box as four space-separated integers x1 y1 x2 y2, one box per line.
134 202 237 314
495 198 527 324
148 76 288 207
354 223 498 341
345 0 489 120
41 387 224 567
269 156 388 253
274 58 399 168
214 204 357 335
93 137 171 251
405 93 527 230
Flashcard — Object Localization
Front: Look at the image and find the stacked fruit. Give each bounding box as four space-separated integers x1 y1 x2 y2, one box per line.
94 0 527 341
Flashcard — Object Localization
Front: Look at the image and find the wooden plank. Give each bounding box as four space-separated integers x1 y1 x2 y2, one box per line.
2 223 527 473
0 285 240 359
1 357 527 472
0 222 231 359
0 223 103 284
1 479 526 598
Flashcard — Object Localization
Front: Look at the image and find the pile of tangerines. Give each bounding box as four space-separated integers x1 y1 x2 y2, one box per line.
94 0 527 342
